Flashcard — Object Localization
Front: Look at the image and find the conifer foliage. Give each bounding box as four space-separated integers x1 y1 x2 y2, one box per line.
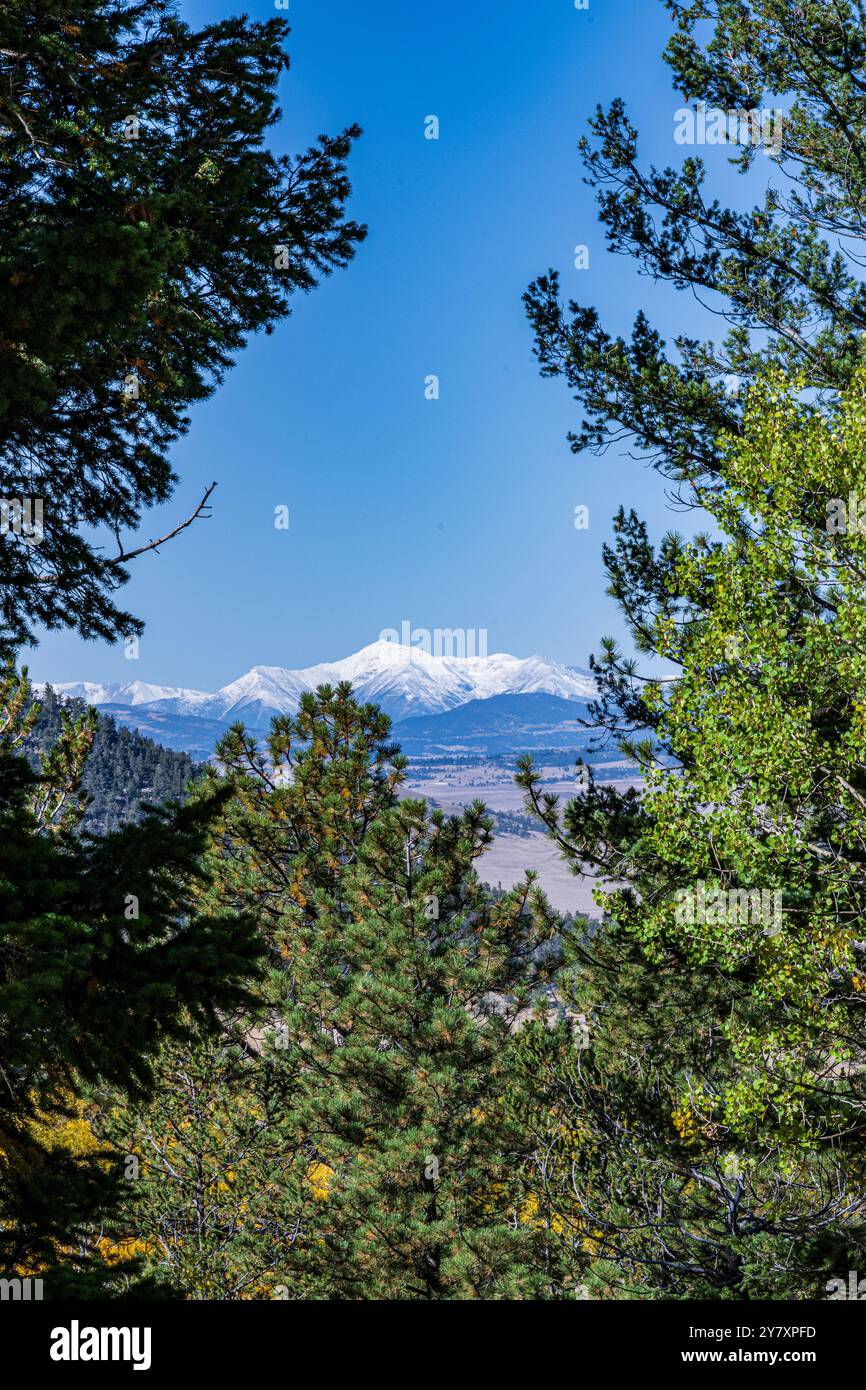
104 687 564 1299
0 0 365 1295
0 666 263 1294
519 0 866 1297
0 0 366 654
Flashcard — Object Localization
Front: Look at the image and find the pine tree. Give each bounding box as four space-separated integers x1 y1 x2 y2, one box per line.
96 686 409 1297
519 0 866 1297
0 0 365 654
0 665 264 1295
0 2 366 1293
524 0 866 485
103 686 563 1298
279 794 561 1299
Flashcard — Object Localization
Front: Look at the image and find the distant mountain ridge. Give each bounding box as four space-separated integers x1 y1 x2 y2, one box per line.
45 640 597 727
394 692 592 755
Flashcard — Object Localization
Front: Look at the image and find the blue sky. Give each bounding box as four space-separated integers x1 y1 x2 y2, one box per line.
29 0 759 691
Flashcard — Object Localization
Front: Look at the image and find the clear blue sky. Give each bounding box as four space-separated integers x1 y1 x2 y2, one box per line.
29 0 756 691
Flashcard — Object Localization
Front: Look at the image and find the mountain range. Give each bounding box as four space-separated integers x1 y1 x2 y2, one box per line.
395 692 593 756
47 640 596 720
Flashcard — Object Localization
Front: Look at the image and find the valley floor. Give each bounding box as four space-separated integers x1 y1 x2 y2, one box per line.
403 760 640 914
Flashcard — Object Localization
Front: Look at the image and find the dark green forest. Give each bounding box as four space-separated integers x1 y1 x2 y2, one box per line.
24 687 200 833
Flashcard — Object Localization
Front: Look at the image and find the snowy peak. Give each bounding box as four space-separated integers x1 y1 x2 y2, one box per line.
42 679 213 711
46 642 596 725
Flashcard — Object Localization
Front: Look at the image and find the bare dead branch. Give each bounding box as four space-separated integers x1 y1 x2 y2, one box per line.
105 481 217 567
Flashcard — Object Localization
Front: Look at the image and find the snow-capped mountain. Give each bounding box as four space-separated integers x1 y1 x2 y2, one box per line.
48 679 214 712
46 640 596 726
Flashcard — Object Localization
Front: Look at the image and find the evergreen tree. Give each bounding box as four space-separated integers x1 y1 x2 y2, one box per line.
519 0 866 1297
96 686 411 1298
0 664 264 1295
103 686 563 1298
0 1 366 1293
524 0 866 484
0 0 365 654
279 794 560 1299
